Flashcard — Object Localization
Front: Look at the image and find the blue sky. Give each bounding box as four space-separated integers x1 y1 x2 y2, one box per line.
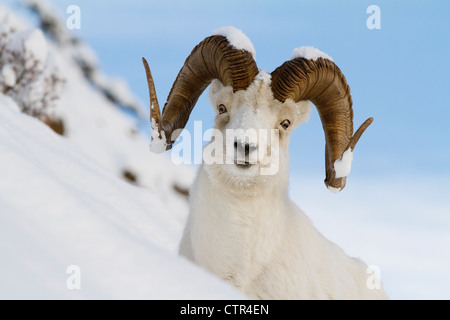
28 0 448 181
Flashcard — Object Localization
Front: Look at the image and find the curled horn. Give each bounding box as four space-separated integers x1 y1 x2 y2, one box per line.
271 55 373 191
143 35 259 151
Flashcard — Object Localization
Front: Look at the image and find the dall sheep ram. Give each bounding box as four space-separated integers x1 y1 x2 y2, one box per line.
143 26 387 300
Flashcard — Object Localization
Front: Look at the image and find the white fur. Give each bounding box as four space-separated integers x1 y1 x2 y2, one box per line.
179 71 387 300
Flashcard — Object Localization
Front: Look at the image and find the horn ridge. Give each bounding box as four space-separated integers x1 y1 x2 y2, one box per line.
271 56 372 191
146 35 258 147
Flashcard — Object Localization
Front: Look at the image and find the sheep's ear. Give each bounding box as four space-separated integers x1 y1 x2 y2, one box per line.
281 99 312 129
209 80 225 104
294 100 312 125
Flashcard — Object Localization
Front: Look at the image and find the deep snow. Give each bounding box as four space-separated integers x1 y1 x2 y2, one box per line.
0 3 242 299
0 95 243 299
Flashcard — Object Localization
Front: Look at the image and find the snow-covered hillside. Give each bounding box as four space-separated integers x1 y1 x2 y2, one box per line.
0 95 242 299
0 2 195 219
0 3 244 299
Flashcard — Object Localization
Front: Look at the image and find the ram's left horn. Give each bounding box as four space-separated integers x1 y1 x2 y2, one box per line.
142 57 167 153
271 54 373 192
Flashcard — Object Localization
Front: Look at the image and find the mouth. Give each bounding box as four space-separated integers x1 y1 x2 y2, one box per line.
234 161 254 169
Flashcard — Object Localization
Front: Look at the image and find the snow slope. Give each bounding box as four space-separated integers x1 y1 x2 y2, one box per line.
0 95 243 299
0 1 194 222
0 3 241 299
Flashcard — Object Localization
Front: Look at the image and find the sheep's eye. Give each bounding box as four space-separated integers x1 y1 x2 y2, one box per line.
280 119 291 130
217 104 227 114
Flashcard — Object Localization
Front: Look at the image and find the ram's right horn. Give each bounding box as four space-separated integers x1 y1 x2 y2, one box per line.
271 50 373 192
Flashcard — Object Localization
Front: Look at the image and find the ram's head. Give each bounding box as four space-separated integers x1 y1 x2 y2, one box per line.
143 27 373 193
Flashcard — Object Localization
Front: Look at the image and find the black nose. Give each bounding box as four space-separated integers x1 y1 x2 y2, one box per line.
234 141 256 156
